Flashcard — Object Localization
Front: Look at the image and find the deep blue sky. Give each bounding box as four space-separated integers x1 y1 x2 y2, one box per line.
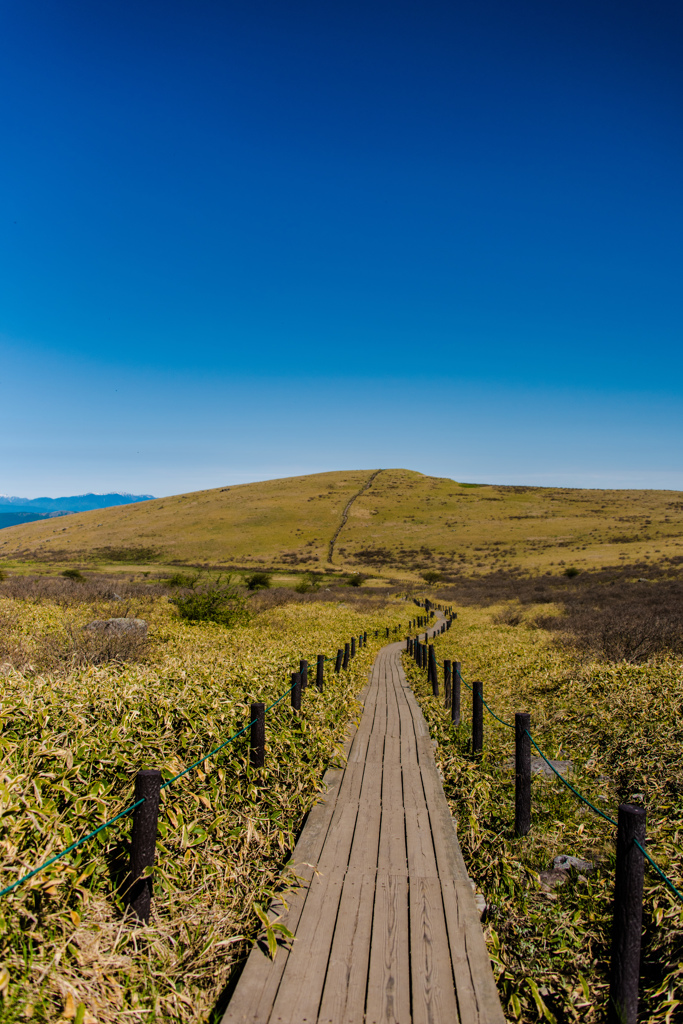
2 0 682 496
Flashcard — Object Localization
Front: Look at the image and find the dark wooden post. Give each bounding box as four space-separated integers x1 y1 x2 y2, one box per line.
128 769 161 923
429 646 439 697
335 649 343 673
343 643 350 669
250 702 266 768
514 713 531 836
316 654 325 691
444 660 452 708
386 627 389 638
608 804 646 1024
472 680 483 755
363 631 367 644
351 637 356 658
299 659 308 689
452 661 461 726
291 671 302 711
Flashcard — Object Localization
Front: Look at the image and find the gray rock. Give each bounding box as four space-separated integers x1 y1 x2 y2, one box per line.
539 869 569 889
85 618 148 636
531 757 572 778
554 854 594 873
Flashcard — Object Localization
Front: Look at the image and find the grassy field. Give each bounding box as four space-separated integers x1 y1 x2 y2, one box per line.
1 468 683 581
407 602 683 1023
0 583 410 1022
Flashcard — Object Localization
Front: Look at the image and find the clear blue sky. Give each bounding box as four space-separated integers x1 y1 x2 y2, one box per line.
2 0 682 496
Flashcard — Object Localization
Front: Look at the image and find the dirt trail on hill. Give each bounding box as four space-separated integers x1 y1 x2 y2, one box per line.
327 469 383 563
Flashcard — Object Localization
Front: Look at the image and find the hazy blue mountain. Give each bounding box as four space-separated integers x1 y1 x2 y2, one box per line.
0 492 154 512
0 510 72 529
0 492 154 530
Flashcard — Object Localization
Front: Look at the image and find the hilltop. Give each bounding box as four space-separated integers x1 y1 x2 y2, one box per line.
0 468 682 579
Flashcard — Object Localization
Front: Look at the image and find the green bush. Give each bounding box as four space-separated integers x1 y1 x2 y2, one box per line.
422 570 442 583
245 572 272 591
171 575 250 627
563 566 580 577
166 571 201 588
61 568 84 581
346 573 364 587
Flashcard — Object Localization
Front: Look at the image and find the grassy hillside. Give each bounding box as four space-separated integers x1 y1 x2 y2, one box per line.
1 468 682 578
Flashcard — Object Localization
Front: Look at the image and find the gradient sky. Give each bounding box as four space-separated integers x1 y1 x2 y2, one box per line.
2 0 682 496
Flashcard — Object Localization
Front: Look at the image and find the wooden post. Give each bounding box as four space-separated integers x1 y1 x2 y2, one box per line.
608 804 646 1024
514 713 531 836
343 643 350 669
291 672 302 711
316 654 324 692
351 637 356 658
335 649 343 673
250 702 266 768
472 680 483 754
429 646 438 696
299 659 308 689
444 660 452 708
363 631 367 643
452 661 461 725
386 627 389 638
128 769 161 923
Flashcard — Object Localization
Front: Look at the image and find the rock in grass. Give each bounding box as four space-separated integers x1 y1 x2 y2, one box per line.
553 854 594 873
85 617 148 635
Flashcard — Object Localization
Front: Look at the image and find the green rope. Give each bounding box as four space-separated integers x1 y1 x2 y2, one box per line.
525 730 617 827
0 621 395 901
0 798 144 898
634 839 683 904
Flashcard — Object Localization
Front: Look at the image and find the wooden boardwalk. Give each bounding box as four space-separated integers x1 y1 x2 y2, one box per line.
223 630 505 1024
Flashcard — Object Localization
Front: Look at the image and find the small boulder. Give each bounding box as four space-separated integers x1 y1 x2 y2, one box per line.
85 618 148 636
539 869 569 890
553 854 594 874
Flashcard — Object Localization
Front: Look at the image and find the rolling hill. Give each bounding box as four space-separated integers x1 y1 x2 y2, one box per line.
1 468 682 578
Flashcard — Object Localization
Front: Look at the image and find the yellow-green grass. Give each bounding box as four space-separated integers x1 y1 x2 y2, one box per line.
0 592 410 1022
408 604 683 1023
2 468 683 580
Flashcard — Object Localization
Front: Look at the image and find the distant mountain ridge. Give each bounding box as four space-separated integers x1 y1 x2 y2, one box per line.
0 492 154 512
0 492 154 531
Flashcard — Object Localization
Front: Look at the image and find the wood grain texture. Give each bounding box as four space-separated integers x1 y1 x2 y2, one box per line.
223 625 504 1024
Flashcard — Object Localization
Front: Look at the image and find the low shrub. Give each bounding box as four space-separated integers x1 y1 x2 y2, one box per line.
61 568 84 580
171 575 250 627
245 572 272 591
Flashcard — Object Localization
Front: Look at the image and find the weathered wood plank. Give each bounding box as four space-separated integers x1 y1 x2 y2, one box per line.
377 763 407 876
410 877 461 1024
221 764 346 1024
365 873 411 1024
268 875 344 1024
318 872 376 1024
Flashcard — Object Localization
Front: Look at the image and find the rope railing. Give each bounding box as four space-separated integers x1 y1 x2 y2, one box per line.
432 645 683 904
406 613 683 1019
1 621 405 904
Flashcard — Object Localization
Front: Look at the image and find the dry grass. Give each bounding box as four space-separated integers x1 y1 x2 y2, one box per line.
1 469 682 581
0 590 410 1022
408 603 683 1023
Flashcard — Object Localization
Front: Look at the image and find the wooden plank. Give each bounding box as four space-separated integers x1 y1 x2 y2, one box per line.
377 763 407 876
318 872 376 1024
410 877 461 1024
347 760 382 874
440 879 505 1024
222 765 346 1024
402 768 438 879
269 875 344 1024
317 798 359 875
365 874 411 1024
